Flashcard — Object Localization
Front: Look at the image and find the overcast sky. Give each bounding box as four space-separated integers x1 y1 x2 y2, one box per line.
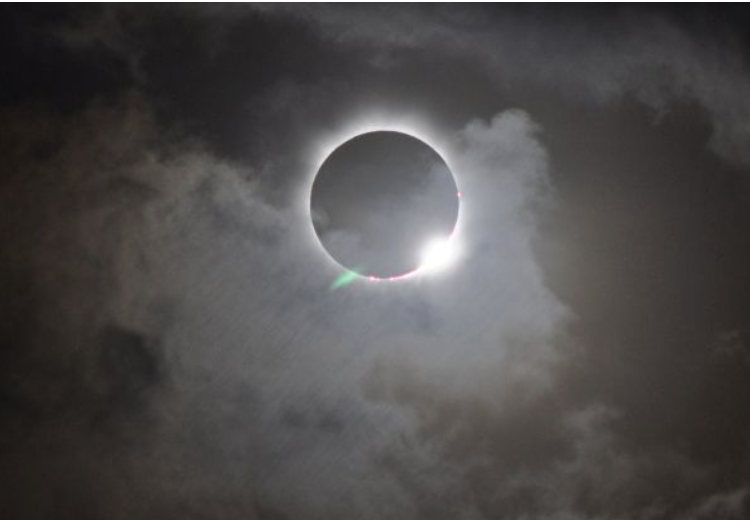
1 4 750 520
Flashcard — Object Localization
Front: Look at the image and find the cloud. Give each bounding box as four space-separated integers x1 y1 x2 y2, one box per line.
5 89 743 520
256 5 750 168
0 88 571 518
2 30 747 515
46 6 750 168
683 487 750 520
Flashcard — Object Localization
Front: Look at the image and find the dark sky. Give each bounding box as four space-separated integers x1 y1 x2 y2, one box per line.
1 4 750 520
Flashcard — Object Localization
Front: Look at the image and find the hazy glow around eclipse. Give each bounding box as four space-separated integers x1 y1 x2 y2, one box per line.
419 236 460 274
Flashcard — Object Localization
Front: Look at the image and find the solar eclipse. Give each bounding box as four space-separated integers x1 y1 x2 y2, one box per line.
310 130 460 282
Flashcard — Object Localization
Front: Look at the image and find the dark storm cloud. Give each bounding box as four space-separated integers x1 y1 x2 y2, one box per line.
2 5 750 520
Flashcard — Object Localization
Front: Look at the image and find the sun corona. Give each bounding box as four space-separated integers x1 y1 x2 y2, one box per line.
308 126 462 284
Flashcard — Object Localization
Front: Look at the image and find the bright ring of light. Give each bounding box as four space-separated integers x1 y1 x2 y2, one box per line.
305 116 463 284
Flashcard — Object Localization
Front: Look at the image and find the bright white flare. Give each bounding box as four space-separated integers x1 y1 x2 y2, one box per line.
419 236 458 274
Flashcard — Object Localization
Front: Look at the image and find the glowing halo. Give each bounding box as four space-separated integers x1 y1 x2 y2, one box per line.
302 113 464 285
418 235 460 274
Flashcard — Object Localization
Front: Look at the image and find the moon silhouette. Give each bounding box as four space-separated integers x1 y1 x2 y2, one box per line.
310 131 460 280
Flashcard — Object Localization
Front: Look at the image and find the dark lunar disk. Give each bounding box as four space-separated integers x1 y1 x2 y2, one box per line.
311 131 459 279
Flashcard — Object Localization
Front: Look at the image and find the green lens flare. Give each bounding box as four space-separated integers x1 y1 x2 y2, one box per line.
330 269 361 291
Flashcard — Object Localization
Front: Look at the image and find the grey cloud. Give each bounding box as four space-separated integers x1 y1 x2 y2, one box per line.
455 404 747 520
45 5 750 165
3 51 748 519
42 5 750 168
682 487 749 520
4 6 750 520
260 5 750 168
503 405 705 520
0 90 569 518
